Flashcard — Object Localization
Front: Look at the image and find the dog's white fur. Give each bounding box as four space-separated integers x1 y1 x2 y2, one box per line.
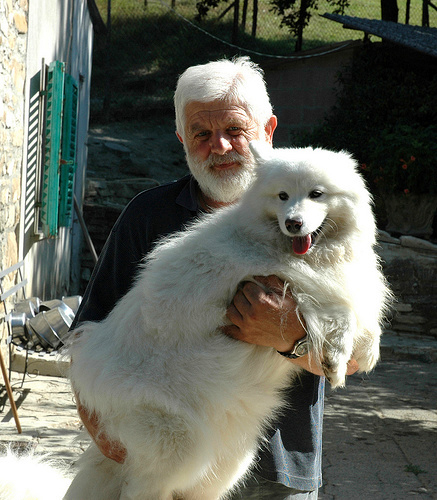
64 142 391 499
0 447 71 500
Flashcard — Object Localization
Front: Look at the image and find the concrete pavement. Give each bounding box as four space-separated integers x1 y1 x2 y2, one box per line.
322 353 437 499
1 332 436 499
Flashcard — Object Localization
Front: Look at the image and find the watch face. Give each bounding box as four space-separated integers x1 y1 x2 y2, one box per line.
295 341 308 357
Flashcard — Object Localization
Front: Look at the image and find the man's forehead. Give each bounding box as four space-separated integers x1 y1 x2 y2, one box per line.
185 101 252 128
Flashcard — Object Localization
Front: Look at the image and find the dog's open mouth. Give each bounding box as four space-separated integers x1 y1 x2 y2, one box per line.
291 225 324 255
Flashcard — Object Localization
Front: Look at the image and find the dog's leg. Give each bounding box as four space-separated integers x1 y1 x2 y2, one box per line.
65 443 175 500
353 328 381 373
112 407 222 500
119 480 173 500
64 444 124 500
316 311 356 389
180 449 256 500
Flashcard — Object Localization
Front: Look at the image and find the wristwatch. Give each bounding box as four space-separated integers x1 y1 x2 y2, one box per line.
277 334 310 359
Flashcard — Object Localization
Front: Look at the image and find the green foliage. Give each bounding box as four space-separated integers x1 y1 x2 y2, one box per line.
269 0 349 50
195 0 230 21
90 0 436 122
296 43 437 195
362 125 437 195
195 0 350 51
405 464 427 476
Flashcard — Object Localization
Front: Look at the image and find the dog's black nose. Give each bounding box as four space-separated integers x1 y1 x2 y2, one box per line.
285 218 303 233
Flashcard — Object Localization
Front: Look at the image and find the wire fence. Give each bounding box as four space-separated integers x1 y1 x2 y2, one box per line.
91 0 436 121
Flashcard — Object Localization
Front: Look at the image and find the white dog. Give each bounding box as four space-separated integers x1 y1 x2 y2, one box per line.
64 142 391 500
0 447 71 500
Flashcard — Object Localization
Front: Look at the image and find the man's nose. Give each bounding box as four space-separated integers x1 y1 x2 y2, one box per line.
209 131 233 155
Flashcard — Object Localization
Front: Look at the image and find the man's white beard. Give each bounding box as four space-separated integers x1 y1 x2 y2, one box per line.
186 150 256 204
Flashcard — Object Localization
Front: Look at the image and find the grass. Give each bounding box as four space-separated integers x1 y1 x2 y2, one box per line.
95 0 434 49
90 0 436 121
405 464 428 476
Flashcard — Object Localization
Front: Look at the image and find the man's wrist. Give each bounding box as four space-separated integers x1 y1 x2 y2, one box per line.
277 334 310 359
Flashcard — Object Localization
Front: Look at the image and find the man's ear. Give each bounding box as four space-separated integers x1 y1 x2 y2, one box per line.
176 131 184 144
264 115 277 145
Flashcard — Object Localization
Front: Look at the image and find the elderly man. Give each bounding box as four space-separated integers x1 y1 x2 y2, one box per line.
72 57 357 499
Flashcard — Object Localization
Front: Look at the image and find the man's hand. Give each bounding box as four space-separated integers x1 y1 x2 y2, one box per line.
224 275 360 378
76 394 127 464
224 275 305 353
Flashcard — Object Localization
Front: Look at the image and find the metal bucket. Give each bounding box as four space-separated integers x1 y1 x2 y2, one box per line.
28 307 73 349
8 312 28 342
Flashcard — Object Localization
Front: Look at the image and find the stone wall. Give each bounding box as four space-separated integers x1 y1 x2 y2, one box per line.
0 0 28 343
0 0 27 271
379 233 437 338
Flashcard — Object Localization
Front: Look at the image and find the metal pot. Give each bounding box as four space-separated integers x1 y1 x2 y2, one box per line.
39 299 75 321
13 298 39 319
44 307 73 344
27 314 53 349
8 312 28 342
61 295 82 315
25 320 41 348
28 307 72 349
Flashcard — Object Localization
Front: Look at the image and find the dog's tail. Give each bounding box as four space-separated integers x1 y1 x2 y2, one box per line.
0 446 71 500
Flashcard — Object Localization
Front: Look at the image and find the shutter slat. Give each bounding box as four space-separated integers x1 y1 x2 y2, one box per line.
41 61 65 237
59 74 79 227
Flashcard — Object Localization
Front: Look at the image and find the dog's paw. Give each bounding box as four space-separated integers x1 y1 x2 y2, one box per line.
354 337 380 373
321 357 348 389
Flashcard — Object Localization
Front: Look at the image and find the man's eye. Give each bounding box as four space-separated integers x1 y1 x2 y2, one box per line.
227 127 241 135
278 192 289 201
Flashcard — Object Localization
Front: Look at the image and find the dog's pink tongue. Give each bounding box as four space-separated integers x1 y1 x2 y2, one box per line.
292 235 312 255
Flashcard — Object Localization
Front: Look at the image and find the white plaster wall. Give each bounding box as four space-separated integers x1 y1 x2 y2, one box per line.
70 1 94 293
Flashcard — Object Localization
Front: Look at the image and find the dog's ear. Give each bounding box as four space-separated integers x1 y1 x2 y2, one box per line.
249 140 273 162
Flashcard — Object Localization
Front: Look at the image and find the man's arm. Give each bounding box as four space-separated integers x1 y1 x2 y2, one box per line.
224 275 359 376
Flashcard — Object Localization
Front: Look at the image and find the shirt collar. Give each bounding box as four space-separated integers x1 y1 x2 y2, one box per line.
176 174 200 213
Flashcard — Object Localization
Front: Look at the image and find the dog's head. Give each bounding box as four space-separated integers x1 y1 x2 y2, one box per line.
244 141 376 259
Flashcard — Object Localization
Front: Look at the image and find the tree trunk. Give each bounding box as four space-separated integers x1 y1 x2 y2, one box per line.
295 0 308 52
422 0 429 26
242 0 249 30
233 0 240 43
381 0 399 22
252 0 258 36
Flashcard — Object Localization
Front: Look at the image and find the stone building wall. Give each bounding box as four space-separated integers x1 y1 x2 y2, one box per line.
379 234 437 338
0 0 28 341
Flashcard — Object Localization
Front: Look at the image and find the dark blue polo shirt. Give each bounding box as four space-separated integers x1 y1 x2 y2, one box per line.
72 174 324 491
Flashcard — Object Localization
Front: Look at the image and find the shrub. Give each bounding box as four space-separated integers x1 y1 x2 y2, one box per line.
295 42 437 196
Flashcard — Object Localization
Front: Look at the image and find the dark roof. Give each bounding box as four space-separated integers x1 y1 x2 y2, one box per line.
322 14 437 58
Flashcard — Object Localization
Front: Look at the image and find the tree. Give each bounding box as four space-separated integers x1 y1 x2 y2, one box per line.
380 0 399 22
270 0 349 51
195 0 349 52
195 0 229 22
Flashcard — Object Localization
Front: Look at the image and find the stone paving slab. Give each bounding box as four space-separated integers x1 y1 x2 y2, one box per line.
0 375 87 469
321 354 437 499
1 350 436 499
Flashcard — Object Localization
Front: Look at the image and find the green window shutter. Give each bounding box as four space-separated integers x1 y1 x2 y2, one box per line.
41 61 65 237
59 74 79 227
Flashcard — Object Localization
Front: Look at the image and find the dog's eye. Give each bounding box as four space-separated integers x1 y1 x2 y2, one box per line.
278 192 289 201
309 190 323 199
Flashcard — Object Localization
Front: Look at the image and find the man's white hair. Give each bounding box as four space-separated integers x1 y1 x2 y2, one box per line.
174 57 273 141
